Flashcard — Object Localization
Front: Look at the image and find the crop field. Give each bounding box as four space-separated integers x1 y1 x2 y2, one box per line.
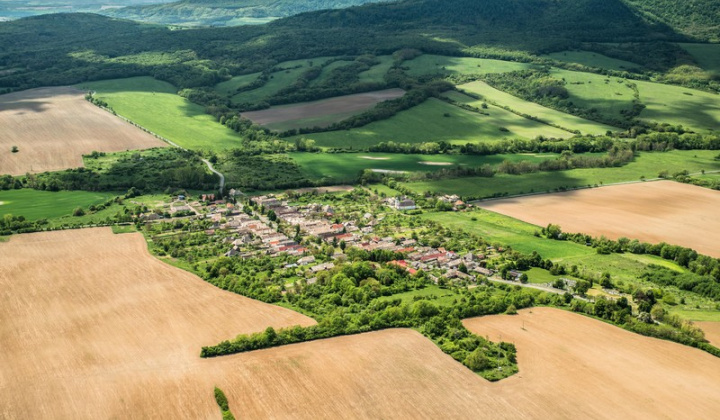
242 88 405 131
678 43 720 72
479 181 720 257
0 228 315 419
78 77 245 151
442 91 573 139
464 307 720 419
213 72 261 96
403 149 720 199
458 81 618 135
404 54 532 77
0 189 116 221
290 152 556 181
698 322 720 346
0 86 166 176
358 55 394 83
542 50 642 71
290 98 562 148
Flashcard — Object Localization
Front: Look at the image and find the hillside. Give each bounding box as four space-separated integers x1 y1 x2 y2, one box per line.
106 0 392 27
623 0 720 42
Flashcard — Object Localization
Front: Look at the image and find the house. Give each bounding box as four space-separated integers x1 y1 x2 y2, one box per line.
388 196 416 211
310 262 335 273
297 256 316 266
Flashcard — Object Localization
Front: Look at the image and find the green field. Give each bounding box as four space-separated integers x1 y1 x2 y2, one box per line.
678 43 720 72
458 81 618 135
0 189 116 220
310 60 355 86
377 284 462 306
404 54 533 77
77 77 244 151
404 150 720 198
291 98 570 148
290 152 557 182
543 50 642 71
358 55 394 83
525 267 583 285
547 69 637 118
214 72 261 96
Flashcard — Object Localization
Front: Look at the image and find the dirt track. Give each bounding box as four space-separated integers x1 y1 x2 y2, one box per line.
479 181 720 257
0 87 165 175
3 229 720 419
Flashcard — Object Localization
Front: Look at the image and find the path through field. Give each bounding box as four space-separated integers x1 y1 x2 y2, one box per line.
0 87 166 175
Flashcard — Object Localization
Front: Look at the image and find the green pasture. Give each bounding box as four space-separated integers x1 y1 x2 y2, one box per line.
290 152 556 182
678 43 720 72
403 150 720 198
359 55 394 83
214 72 261 96
377 284 462 306
404 54 532 77
543 50 642 71
0 189 116 220
77 77 244 151
671 309 720 322
290 98 562 148
458 81 618 135
525 267 583 285
310 60 355 86
547 69 637 118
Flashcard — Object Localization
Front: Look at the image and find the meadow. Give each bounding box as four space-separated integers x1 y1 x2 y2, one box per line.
404 54 533 77
358 55 394 83
403 150 720 198
213 72 261 96
678 43 720 72
0 189 116 221
542 50 642 71
458 80 619 135
290 152 556 182
78 77 245 151
309 60 355 86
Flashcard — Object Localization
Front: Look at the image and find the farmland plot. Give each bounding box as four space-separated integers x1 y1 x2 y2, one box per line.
479 181 720 257
0 86 165 175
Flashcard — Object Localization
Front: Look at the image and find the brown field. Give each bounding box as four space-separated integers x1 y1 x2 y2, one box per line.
242 88 405 130
464 307 720 419
0 87 166 175
698 322 720 347
479 181 720 257
4 229 720 419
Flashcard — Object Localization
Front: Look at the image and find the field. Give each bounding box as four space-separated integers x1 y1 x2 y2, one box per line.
698 322 720 346
464 307 720 419
458 81 618 135
479 181 720 257
0 189 116 220
309 60 355 86
0 86 165 176
542 50 642 71
358 55 394 83
404 54 533 77
403 149 720 198
678 43 720 72
0 228 315 419
78 77 245 151
213 72 261 96
291 152 557 182
242 88 405 131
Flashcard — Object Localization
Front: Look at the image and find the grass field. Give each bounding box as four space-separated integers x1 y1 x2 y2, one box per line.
213 72 261 96
403 150 720 199
290 152 557 182
458 81 618 135
290 98 567 148
0 86 165 176
377 284 462 306
464 308 720 419
0 189 116 220
524 267 582 285
78 77 245 151
404 54 532 77
678 44 720 72
358 55 394 83
543 50 642 71
310 60 355 86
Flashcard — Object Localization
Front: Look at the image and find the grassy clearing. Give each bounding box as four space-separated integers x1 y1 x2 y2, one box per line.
404 54 532 77
214 72 261 97
377 285 462 306
443 91 573 139
112 224 138 234
291 98 546 148
678 44 720 72
358 55 394 83
547 69 636 118
77 77 244 151
458 81 618 135
543 50 642 71
310 60 355 86
671 309 720 322
525 267 582 285
290 152 556 182
0 189 116 221
403 150 720 198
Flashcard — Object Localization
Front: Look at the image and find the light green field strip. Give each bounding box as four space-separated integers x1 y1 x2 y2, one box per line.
78 76 244 151
310 60 355 86
358 55 394 83
459 80 619 135
0 189 115 220
214 72 261 97
543 50 642 71
404 54 533 77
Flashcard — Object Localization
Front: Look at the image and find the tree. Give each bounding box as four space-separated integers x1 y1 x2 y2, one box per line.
519 273 528 283
464 348 493 371
73 207 85 217
11 146 18 153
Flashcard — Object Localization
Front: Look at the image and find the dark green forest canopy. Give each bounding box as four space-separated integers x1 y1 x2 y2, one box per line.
0 0 699 91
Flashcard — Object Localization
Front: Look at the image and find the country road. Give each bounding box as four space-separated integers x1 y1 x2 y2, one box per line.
202 159 225 193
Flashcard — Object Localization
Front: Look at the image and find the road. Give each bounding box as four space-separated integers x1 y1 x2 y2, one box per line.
202 159 225 193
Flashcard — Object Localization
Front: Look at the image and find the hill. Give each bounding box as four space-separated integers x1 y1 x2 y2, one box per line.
622 0 720 42
106 0 392 27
